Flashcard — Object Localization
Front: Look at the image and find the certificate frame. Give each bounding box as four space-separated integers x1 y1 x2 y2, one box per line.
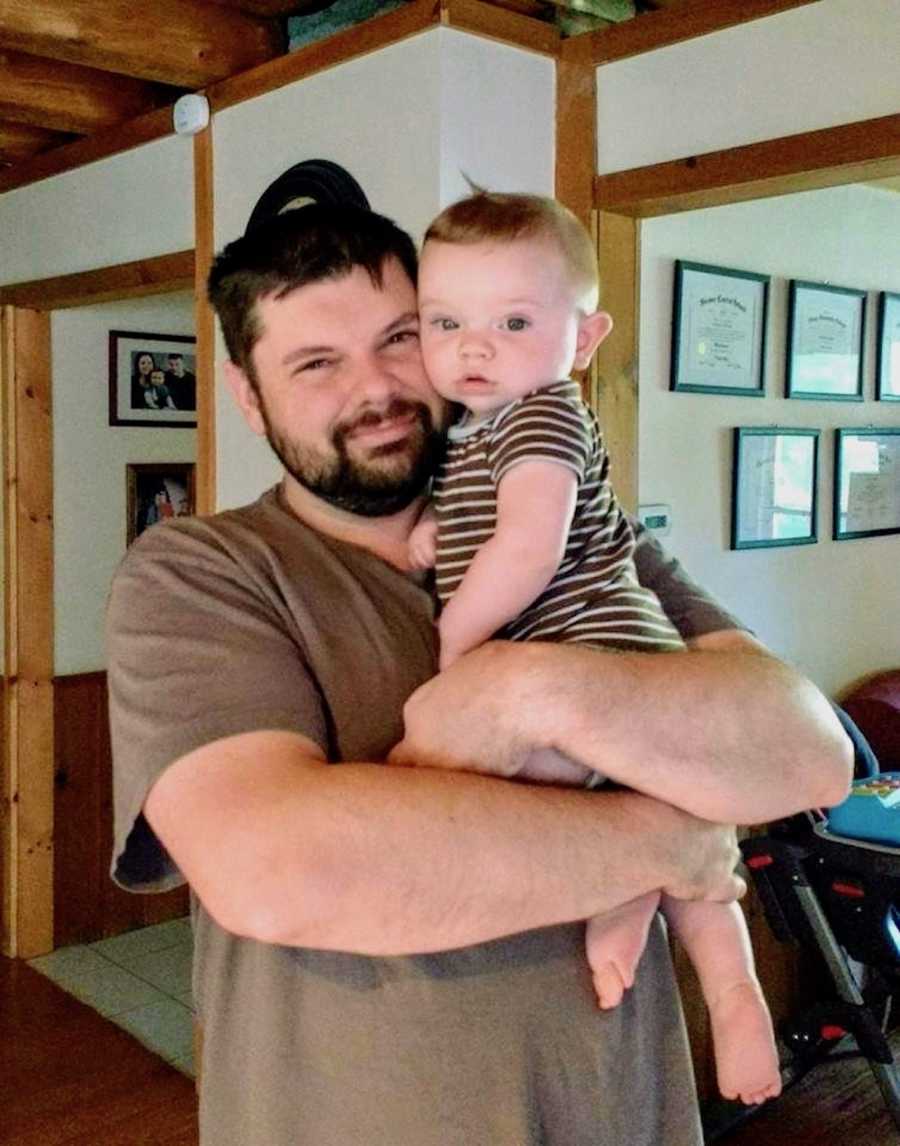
833 427 900 541
670 260 768 396
876 291 900 402
785 280 866 401
731 427 820 550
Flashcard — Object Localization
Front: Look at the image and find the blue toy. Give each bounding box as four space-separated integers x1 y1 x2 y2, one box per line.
826 772 900 848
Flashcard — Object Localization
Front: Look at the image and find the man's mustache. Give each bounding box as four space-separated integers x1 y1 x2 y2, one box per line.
338 399 431 438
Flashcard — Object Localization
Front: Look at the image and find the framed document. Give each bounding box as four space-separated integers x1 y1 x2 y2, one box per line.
785 281 865 400
876 292 900 401
670 261 768 396
834 428 900 540
731 427 819 550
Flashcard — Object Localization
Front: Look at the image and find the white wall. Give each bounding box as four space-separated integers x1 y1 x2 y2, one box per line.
0 135 194 283
639 185 900 695
212 28 555 510
596 0 900 173
53 293 196 674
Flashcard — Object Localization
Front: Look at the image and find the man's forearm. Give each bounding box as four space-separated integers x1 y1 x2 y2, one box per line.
145 731 742 955
394 642 852 826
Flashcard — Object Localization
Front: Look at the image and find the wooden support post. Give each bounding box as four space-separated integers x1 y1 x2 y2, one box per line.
592 211 639 513
194 122 216 515
1 306 55 958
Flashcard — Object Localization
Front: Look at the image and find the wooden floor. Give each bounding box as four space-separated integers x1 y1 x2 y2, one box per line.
707 1033 900 1146
0 956 199 1146
3 951 900 1146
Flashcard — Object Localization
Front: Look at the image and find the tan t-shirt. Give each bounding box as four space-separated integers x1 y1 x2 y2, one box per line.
108 486 725 1146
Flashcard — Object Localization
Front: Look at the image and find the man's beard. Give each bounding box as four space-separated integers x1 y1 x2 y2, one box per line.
260 396 444 517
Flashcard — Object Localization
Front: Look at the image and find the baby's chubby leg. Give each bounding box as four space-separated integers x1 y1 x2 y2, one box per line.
663 896 781 1106
585 890 661 1009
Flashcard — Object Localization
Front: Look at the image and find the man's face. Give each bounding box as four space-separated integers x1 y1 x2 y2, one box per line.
168 355 185 377
234 258 447 517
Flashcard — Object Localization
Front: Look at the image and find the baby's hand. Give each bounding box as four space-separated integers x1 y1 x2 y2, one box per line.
408 510 438 570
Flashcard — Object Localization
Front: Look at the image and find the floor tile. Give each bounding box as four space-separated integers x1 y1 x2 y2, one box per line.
126 942 194 997
28 946 163 1017
90 917 192 968
115 997 195 1064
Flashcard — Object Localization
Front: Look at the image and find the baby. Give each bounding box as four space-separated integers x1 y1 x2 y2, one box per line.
409 189 781 1107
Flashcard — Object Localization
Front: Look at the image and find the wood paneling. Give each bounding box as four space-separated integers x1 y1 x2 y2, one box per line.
439 0 558 56
555 54 595 227
560 0 822 65
54 672 188 948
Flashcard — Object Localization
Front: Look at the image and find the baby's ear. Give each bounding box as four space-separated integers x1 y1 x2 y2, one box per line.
573 311 613 370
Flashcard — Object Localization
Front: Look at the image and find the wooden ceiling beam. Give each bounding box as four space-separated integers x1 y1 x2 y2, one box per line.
205 0 320 14
0 121 72 164
0 50 167 134
0 0 284 88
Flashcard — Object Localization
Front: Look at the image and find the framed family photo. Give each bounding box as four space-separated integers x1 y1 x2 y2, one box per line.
109 330 197 427
731 427 820 550
785 281 865 400
670 261 769 396
877 291 900 401
834 428 900 541
126 462 196 545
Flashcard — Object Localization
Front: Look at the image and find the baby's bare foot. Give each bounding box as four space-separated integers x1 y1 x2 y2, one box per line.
585 894 658 1010
709 980 782 1105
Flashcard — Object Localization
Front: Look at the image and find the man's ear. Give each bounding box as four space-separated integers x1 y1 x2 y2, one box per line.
573 310 614 371
224 361 266 437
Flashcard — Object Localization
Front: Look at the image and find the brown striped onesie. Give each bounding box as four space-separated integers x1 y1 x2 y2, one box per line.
434 379 685 651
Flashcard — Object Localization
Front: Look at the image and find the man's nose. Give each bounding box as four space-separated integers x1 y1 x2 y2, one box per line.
347 354 396 401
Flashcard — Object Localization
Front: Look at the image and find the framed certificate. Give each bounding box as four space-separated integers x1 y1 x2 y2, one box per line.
834 428 900 540
731 427 819 550
785 280 866 400
670 261 768 396
876 291 900 402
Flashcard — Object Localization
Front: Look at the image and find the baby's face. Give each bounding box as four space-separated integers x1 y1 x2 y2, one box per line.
418 237 588 422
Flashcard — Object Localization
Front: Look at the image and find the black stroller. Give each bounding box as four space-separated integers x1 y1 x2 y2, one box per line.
705 706 900 1140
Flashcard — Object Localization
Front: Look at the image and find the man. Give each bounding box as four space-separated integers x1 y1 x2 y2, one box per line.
107 205 851 1146
165 352 197 411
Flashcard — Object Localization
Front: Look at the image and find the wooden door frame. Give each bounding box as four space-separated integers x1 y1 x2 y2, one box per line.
0 247 202 958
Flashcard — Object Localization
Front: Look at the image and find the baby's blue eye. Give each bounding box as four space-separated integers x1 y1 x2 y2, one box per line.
505 317 529 332
431 318 459 332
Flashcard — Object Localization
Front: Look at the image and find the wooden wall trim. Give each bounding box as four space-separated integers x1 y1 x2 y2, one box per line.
0 106 175 196
440 0 558 56
0 250 195 311
206 0 439 112
555 55 596 226
194 125 216 515
2 307 54 959
560 0 822 66
594 113 900 218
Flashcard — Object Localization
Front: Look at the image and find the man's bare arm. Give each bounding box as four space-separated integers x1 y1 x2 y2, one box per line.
391 641 852 825
143 729 743 954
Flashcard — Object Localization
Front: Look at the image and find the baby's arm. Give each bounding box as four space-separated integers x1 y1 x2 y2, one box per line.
438 459 577 669
408 504 438 570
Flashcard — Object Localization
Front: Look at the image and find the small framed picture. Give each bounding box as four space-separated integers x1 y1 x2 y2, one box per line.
731 427 820 550
876 292 900 401
834 428 900 541
126 462 196 545
109 330 197 427
785 281 865 400
670 261 769 396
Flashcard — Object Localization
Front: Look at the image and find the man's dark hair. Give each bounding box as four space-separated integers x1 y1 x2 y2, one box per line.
207 205 419 387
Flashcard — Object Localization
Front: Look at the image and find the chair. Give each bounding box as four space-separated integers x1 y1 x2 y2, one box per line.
738 706 900 1131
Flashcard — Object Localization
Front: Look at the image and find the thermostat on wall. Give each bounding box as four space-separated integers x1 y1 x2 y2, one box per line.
637 503 672 537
